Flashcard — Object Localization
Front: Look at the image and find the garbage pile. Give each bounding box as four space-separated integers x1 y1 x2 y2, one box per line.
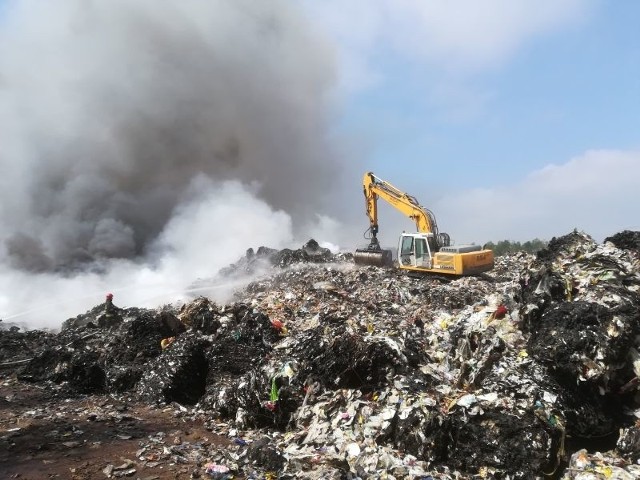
219 239 350 277
2 232 640 479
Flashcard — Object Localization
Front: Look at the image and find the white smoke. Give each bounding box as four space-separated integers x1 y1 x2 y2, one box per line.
0 178 300 329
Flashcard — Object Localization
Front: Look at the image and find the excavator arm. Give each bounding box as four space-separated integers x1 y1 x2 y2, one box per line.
362 172 439 241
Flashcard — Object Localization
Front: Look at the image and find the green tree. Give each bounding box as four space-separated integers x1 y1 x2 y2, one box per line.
484 238 547 256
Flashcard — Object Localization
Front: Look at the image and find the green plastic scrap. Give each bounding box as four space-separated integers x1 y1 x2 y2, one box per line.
270 377 279 402
269 364 294 403
597 271 617 282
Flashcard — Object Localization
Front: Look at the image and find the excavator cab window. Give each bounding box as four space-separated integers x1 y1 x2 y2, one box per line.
400 236 414 256
415 238 427 259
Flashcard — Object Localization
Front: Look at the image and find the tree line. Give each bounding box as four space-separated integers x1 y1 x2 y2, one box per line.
483 238 547 256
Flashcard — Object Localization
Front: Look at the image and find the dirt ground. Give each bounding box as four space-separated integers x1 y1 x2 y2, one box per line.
0 376 230 480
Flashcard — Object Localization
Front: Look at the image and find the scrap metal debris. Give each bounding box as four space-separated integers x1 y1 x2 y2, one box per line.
2 232 640 479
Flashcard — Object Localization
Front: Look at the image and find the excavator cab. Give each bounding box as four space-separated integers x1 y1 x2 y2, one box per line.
397 232 494 275
399 233 435 268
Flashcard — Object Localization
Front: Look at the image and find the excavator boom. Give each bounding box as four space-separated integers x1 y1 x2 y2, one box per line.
362 172 437 235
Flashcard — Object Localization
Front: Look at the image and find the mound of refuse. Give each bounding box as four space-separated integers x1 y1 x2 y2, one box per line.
219 239 350 277
2 234 640 479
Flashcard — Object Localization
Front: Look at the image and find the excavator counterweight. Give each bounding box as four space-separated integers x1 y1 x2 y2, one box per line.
354 172 494 276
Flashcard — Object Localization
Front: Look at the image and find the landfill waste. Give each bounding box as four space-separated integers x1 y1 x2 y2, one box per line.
1 233 640 479
605 230 640 256
219 239 348 277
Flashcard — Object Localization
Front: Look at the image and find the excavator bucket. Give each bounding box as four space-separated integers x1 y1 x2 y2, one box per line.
353 247 393 267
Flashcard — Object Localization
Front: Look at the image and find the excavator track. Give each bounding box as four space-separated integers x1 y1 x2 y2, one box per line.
405 271 454 282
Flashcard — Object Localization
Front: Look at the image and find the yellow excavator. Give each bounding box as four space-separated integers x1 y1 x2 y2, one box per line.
354 172 494 276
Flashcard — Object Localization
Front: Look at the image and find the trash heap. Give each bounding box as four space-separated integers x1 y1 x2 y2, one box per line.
2 234 640 479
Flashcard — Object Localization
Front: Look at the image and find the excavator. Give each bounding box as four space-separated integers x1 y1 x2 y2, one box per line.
354 172 494 276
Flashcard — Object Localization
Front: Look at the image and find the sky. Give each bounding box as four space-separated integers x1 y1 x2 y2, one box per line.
303 0 640 246
0 0 638 328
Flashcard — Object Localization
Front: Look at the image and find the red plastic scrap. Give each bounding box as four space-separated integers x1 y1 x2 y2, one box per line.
495 305 508 319
270 318 284 331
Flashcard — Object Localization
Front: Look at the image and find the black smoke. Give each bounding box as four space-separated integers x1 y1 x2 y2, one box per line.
0 0 339 272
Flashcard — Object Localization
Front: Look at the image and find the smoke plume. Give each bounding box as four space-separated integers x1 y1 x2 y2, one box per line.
0 0 349 328
0 0 338 272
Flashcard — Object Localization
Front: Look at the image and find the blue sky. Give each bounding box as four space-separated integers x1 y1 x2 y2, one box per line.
303 0 640 244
